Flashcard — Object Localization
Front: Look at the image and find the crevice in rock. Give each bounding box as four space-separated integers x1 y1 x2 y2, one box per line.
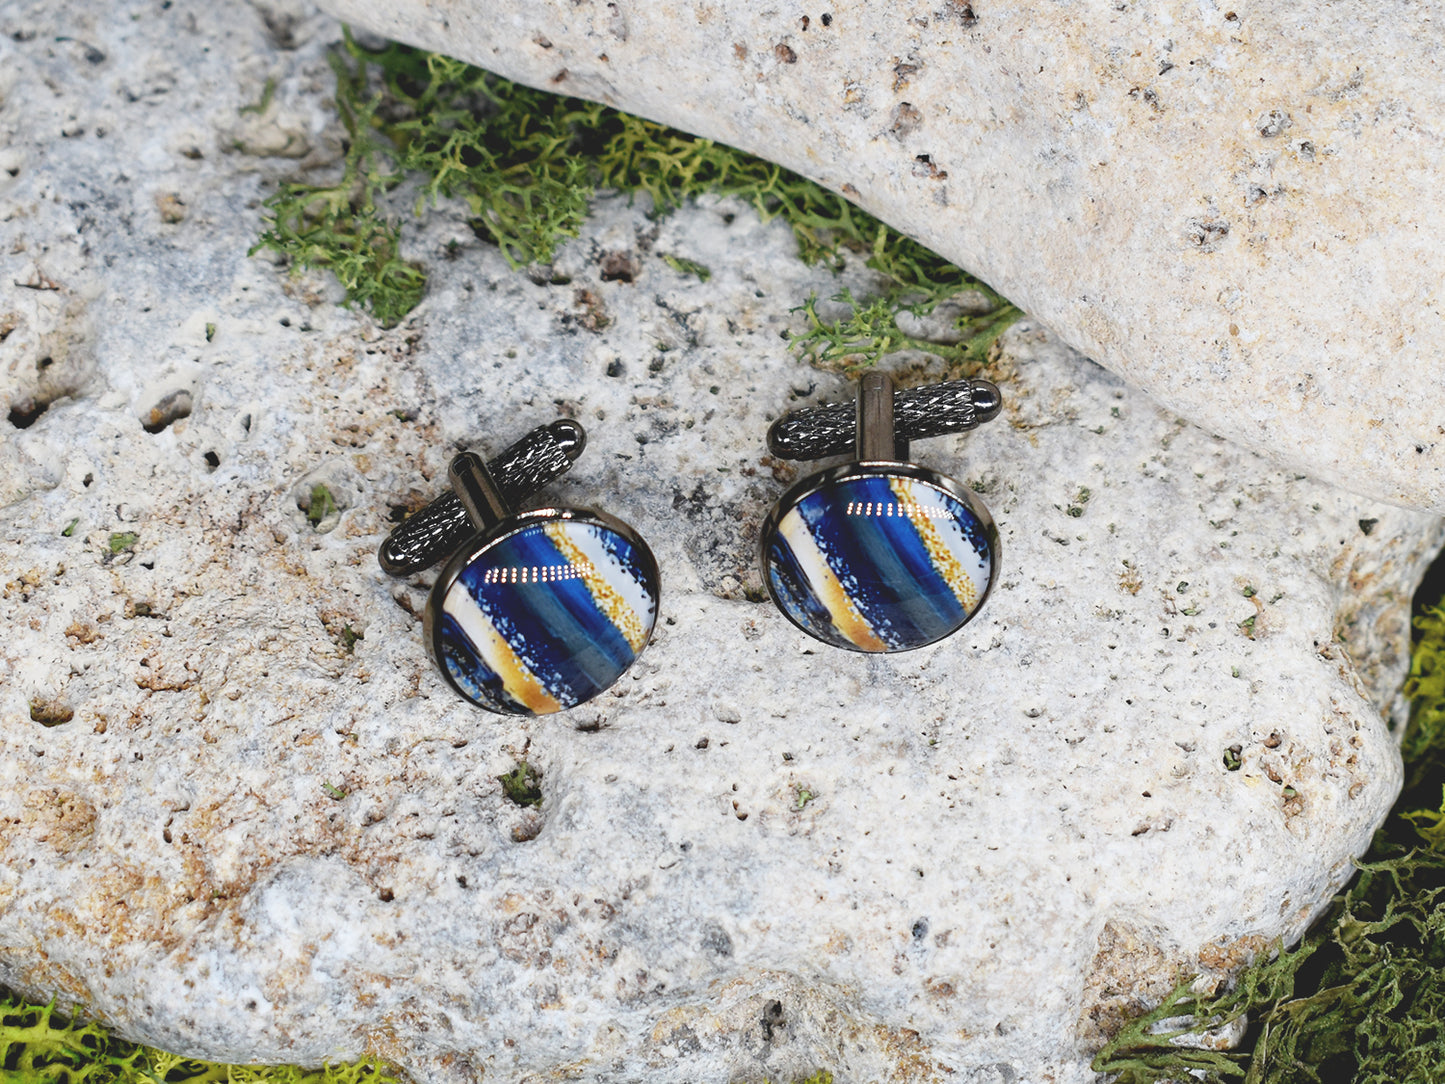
1414 540 1445 631
599 251 639 282
499 761 543 807
29 699 74 726
760 999 785 1042
7 397 47 429
498 761 545 843
140 389 194 433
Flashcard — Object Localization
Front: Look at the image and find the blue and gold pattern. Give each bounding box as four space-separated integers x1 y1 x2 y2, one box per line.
434 520 658 714
765 473 993 652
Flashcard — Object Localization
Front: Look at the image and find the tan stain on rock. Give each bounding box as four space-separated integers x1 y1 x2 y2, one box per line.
1076 920 1182 1049
1197 933 1268 975
155 192 187 223
19 788 97 855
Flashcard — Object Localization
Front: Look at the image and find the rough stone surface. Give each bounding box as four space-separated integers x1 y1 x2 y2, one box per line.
315 0 1445 515
1 4 1443 1083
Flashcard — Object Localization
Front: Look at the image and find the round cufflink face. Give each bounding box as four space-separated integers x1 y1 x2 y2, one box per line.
425 509 660 715
762 464 998 653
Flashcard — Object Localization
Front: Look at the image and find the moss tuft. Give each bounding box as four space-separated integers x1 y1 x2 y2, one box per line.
252 32 1021 363
498 762 543 808
306 484 338 528
249 33 425 328
0 995 400 1083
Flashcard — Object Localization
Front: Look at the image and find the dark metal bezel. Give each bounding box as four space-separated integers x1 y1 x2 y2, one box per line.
758 460 1000 653
424 505 662 714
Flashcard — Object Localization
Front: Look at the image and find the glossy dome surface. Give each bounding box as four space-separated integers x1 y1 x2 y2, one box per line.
765 472 994 652
432 518 658 714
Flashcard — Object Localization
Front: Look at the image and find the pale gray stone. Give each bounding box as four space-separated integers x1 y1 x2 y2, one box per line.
893 291 998 345
315 0 1445 515
0 5 1442 1084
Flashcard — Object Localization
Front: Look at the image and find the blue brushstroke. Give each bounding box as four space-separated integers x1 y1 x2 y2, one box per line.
767 475 990 652
438 612 530 714
438 522 655 713
766 531 855 650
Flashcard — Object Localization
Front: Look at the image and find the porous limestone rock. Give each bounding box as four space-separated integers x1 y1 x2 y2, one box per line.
314 0 1445 515
1 4 1443 1084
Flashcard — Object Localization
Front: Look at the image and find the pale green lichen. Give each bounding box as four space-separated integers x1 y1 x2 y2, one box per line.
0 996 400 1084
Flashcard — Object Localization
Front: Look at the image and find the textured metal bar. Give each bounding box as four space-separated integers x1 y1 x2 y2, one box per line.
378 420 586 576
768 378 1002 461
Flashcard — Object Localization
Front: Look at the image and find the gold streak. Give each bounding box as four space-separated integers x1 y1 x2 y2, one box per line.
892 477 980 613
779 513 888 652
544 523 648 652
448 590 560 714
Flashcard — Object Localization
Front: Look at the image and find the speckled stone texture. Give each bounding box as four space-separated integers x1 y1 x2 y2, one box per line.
315 0 1445 515
1 4 1443 1083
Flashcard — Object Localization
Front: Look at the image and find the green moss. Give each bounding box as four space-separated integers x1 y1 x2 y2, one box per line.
306 485 337 528
252 32 1021 364
1402 603 1445 789
381 48 595 268
107 532 137 554
249 36 425 328
240 76 278 116
790 278 1019 379
498 762 543 807
661 253 712 281
0 995 400 1083
1093 600 1445 1083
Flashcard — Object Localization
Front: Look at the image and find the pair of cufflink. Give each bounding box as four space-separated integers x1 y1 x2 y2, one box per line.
378 373 1002 717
